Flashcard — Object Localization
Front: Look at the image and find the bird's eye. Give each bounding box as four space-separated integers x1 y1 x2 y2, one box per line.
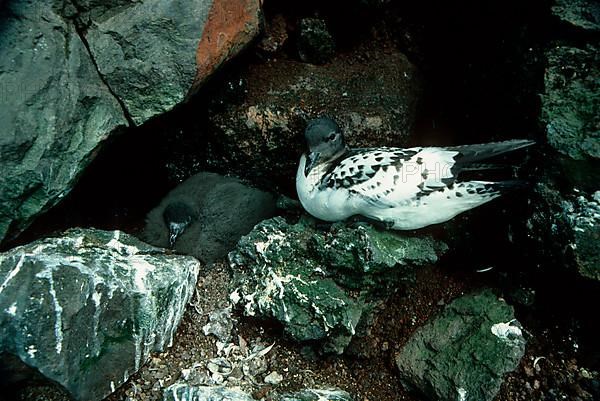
327 134 336 141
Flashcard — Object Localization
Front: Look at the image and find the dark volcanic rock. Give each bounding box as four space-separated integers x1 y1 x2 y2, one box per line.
297 18 336 65
541 45 599 160
0 0 263 245
552 0 600 32
229 217 446 353
0 228 200 401
141 172 277 265
396 290 526 401
529 183 600 282
0 1 127 244
208 45 422 188
71 0 263 125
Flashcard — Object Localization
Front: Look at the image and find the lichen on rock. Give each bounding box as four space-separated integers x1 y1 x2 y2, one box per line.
0 228 200 401
228 217 446 353
395 290 526 401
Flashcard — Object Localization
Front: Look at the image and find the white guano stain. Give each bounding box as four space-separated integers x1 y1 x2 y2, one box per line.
0 254 26 295
35 268 64 354
7 302 17 316
491 319 523 343
26 344 37 359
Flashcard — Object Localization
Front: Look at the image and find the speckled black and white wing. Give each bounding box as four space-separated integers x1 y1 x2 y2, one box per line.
318 148 419 192
319 146 463 206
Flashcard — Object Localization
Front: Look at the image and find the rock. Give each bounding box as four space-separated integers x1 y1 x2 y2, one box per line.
562 190 600 281
202 306 234 343
297 18 336 65
257 14 289 55
0 1 128 245
163 383 254 401
0 228 200 401
264 371 283 385
280 388 353 401
395 290 526 401
229 217 446 353
552 0 600 32
72 0 263 125
528 183 600 282
0 0 263 245
141 172 277 265
206 44 421 188
541 45 599 160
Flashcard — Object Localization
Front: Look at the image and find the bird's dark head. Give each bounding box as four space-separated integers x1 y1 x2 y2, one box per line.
162 201 197 248
303 117 345 176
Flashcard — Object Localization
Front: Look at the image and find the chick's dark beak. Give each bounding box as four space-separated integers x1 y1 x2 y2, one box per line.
168 222 187 248
305 152 320 177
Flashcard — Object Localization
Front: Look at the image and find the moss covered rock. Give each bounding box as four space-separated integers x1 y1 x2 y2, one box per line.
228 217 446 353
396 290 526 401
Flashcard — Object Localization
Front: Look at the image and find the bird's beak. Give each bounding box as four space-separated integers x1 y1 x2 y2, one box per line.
168 222 187 248
304 152 320 176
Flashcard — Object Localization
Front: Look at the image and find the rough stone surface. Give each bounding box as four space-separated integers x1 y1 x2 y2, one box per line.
528 183 600 282
141 172 277 265
163 383 255 401
76 0 262 125
0 228 200 401
207 45 422 187
395 290 526 401
280 388 353 401
541 45 599 160
562 190 600 281
229 217 446 353
297 18 336 65
0 1 128 245
193 0 263 93
552 0 600 32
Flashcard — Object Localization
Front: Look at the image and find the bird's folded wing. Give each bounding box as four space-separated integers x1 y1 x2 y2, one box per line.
319 147 461 207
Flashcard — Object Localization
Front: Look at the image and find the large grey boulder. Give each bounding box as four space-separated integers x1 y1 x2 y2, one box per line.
396 290 526 401
74 0 261 124
229 217 446 353
0 228 200 401
0 1 128 244
0 0 263 245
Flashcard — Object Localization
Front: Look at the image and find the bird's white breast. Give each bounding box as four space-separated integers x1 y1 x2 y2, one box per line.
296 154 356 222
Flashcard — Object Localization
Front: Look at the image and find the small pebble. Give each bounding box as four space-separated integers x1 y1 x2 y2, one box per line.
264 371 283 385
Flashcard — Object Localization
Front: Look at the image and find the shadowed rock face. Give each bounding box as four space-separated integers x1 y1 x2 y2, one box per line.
541 45 599 160
205 43 422 189
0 228 200 401
0 0 263 246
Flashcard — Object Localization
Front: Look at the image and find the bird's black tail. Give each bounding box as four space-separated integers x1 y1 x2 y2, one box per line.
450 139 535 166
488 180 532 194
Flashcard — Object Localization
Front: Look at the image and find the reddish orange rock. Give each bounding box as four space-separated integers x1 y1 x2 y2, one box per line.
191 0 262 95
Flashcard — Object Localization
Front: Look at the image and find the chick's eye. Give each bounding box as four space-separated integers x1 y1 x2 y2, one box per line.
327 134 336 141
